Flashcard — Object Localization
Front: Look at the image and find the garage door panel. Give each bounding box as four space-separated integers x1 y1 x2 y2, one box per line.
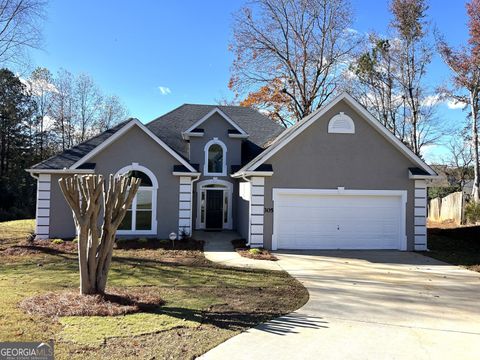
274 191 404 250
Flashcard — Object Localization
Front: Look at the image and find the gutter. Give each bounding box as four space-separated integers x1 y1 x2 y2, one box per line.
25 168 96 175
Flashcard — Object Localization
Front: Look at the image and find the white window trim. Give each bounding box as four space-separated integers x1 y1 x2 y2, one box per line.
115 163 158 235
204 138 227 176
271 188 407 251
196 179 233 230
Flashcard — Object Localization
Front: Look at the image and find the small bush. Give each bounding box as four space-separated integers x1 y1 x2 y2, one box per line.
51 239 64 244
138 237 148 244
72 238 78 244
465 201 480 224
249 248 262 255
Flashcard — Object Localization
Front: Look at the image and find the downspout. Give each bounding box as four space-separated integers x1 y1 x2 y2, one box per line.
241 173 252 246
189 174 201 236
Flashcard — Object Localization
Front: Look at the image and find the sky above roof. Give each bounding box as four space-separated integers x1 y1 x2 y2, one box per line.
29 0 470 163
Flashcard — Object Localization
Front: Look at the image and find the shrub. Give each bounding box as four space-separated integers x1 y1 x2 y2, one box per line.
138 238 148 244
465 201 480 224
249 248 262 255
51 239 64 244
72 238 78 244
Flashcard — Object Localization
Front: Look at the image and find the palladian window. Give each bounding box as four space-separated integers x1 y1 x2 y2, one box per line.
116 165 158 235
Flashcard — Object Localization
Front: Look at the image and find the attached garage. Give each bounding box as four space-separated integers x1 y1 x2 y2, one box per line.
272 189 407 251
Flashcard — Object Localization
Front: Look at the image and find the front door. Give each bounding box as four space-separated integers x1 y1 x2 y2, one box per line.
206 190 223 229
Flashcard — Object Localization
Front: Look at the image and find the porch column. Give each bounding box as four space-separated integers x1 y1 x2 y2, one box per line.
414 179 427 251
249 176 265 248
178 176 193 237
35 174 51 240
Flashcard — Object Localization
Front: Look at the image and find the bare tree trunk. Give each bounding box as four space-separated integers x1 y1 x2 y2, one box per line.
471 91 480 202
59 174 140 295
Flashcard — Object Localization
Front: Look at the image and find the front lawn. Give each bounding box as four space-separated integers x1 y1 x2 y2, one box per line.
426 225 480 272
0 220 308 359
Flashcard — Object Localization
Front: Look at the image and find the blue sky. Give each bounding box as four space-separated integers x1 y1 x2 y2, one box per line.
30 0 472 162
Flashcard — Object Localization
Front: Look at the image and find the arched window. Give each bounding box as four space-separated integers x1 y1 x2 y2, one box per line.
116 163 158 235
204 138 227 176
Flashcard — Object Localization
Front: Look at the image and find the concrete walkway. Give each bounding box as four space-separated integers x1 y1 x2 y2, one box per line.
194 231 281 271
200 251 480 360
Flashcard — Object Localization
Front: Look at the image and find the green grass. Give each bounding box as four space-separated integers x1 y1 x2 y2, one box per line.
0 219 308 359
0 219 34 246
60 313 198 345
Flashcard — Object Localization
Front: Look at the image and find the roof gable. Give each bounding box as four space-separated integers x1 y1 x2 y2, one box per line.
233 92 437 177
70 119 197 172
146 104 284 159
183 107 248 139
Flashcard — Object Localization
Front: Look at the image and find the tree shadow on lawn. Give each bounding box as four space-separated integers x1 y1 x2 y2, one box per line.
143 306 328 334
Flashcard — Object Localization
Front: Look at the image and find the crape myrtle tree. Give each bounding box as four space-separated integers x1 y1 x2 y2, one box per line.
59 174 140 295
437 0 480 202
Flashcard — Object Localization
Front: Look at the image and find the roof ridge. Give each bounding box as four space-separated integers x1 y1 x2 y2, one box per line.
145 103 190 125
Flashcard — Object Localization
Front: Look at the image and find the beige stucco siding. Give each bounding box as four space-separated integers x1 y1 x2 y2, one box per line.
262 99 417 250
49 125 183 239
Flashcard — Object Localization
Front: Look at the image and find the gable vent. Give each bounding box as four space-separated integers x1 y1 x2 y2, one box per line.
328 112 355 134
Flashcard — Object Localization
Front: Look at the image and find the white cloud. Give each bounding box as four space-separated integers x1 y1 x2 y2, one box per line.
158 86 171 95
421 94 440 107
446 100 465 110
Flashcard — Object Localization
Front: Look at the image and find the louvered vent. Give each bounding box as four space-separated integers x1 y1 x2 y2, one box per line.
328 112 355 134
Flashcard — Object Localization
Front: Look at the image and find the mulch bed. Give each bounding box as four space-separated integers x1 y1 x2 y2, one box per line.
231 239 277 261
19 287 164 317
115 238 204 251
0 239 77 256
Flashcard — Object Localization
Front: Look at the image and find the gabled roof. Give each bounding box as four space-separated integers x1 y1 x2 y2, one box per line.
28 118 198 173
146 104 284 159
27 104 284 172
28 119 132 170
183 107 248 138
232 92 437 178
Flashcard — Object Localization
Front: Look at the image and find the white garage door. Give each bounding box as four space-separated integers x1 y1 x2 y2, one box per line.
272 189 406 250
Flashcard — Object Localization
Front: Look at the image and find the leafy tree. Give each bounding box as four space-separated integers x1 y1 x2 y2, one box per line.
0 68 36 220
229 0 359 126
437 0 480 202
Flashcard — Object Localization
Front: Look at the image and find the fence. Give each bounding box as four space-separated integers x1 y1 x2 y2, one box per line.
428 192 464 225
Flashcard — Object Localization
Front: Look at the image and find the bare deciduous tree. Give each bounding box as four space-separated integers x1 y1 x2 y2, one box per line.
59 174 140 295
74 73 102 142
437 0 480 202
96 95 128 132
51 68 74 151
442 134 474 189
0 0 46 66
229 0 359 126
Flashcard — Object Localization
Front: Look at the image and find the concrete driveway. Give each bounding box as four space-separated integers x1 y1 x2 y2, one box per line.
200 251 480 360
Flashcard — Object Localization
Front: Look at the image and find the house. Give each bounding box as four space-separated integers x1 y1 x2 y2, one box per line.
26 92 437 251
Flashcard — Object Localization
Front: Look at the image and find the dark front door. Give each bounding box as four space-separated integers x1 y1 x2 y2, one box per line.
206 190 223 229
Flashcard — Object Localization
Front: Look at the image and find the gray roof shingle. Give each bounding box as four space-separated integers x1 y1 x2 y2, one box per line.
30 120 132 170
29 105 284 170
146 104 284 159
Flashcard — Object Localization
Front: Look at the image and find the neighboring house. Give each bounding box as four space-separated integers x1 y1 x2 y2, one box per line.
428 164 473 197
27 92 437 251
